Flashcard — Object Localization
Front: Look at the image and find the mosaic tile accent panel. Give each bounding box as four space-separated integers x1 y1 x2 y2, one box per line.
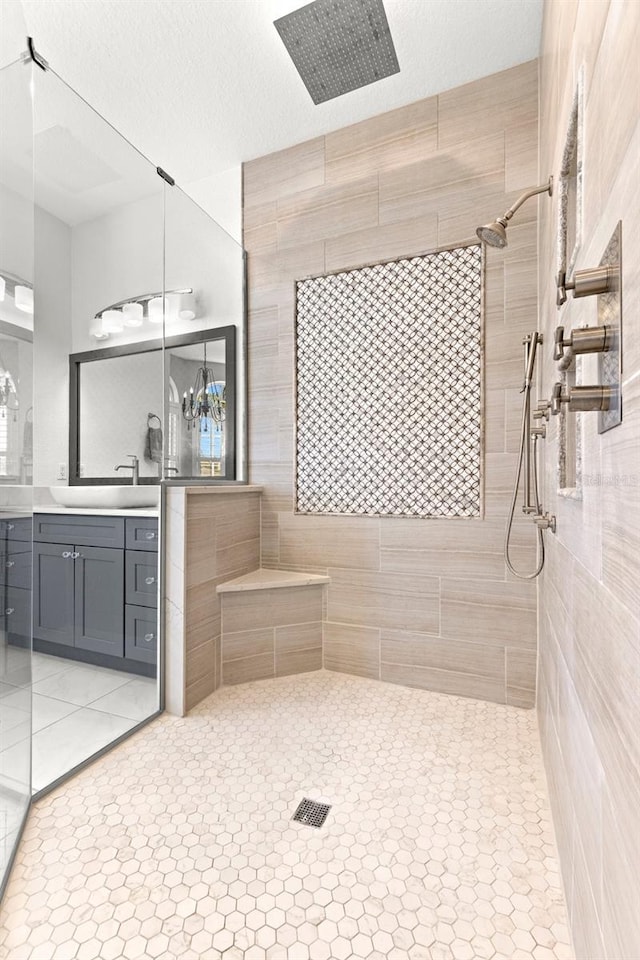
295 244 483 518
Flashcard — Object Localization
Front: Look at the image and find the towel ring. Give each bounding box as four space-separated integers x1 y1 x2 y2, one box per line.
147 412 161 427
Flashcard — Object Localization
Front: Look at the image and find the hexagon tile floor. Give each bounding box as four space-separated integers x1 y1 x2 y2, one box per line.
0 670 574 960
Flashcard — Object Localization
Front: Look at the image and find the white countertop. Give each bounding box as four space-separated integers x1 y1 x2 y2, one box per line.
181 485 262 495
36 506 159 517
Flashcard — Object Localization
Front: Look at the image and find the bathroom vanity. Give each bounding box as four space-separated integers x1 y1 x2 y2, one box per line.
30 510 159 677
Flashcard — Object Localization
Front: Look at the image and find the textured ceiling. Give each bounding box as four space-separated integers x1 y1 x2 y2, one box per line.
16 0 543 186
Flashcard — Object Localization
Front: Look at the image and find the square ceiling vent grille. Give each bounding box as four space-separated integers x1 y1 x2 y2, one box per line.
274 0 400 104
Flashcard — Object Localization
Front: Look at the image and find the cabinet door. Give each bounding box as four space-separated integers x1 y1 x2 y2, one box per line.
33 542 75 647
74 546 125 657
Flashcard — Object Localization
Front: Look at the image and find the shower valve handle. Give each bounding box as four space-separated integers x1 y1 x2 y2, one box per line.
551 382 615 415
557 266 613 307
554 324 612 362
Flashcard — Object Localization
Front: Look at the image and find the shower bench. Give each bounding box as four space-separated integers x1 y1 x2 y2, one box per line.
217 569 329 685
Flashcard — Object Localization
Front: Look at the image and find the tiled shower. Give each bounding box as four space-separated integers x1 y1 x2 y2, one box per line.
0 0 638 958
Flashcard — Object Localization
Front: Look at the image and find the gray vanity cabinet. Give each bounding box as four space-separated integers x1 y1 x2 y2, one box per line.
74 547 125 657
32 542 76 647
33 513 158 674
1 516 33 649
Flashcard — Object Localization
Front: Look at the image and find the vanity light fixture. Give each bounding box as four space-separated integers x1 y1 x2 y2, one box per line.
0 271 34 315
101 309 124 334
181 341 225 429
93 287 195 339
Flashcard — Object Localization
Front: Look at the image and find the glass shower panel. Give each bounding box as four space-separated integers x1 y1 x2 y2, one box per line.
30 66 163 793
163 185 246 481
0 53 34 891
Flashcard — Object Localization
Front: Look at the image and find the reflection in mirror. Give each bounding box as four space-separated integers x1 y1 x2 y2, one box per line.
71 327 235 483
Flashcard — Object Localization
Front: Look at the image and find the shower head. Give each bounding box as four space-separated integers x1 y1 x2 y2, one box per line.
476 219 508 248
476 177 553 249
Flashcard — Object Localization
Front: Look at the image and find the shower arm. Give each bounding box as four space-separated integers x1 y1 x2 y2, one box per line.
500 177 554 226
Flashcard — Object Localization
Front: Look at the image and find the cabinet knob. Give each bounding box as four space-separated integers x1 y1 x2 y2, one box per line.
5 608 14 616
62 551 71 558
143 633 155 642
5 561 14 568
144 576 156 585
145 532 156 540
7 524 14 531
71 552 81 559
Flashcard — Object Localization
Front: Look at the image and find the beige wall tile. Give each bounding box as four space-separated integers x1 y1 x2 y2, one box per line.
505 119 539 192
223 654 275 686
437 60 538 149
277 177 378 249
185 637 216 690
381 630 504 679
275 621 322 654
328 568 439 634
325 216 438 274
222 584 323 634
381 662 505 704
244 137 325 208
276 646 322 678
223 626 275 663
185 673 216 712
506 686 535 709
325 96 437 183
505 647 536 691
441 578 536 647
323 622 380 679
279 514 380 570
380 546 504 581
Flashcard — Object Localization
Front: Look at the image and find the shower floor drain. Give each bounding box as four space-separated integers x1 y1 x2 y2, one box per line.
292 798 331 828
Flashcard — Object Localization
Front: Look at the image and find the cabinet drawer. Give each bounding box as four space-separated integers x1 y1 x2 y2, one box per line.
0 516 32 544
5 586 32 646
126 551 159 608
3 547 33 590
125 517 159 552
125 605 158 665
34 514 124 549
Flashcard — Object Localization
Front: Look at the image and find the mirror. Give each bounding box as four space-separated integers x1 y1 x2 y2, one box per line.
70 326 236 483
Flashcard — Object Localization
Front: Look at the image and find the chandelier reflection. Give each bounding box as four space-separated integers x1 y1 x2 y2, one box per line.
0 373 18 419
181 342 225 431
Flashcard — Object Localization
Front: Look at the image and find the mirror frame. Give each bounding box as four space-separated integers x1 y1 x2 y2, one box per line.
69 325 236 484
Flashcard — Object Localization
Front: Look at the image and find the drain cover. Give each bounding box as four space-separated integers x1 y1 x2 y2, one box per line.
292 798 331 828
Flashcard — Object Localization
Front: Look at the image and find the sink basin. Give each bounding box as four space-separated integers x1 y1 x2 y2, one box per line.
49 486 159 509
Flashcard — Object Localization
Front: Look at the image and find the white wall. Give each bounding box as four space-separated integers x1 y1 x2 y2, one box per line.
34 205 71 486
183 166 242 245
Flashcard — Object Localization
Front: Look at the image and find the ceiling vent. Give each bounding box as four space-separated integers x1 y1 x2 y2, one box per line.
274 0 400 105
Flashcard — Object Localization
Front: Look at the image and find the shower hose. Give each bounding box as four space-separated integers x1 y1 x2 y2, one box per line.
504 383 545 579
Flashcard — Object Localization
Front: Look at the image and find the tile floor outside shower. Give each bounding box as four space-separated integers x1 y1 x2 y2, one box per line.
0 670 573 960
0 652 157 793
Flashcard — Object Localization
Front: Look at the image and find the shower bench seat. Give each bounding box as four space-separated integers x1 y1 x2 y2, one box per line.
216 569 330 685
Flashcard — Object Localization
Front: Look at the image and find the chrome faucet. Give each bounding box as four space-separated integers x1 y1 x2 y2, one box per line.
114 454 139 485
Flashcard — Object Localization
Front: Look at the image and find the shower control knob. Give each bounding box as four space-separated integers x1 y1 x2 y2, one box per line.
533 401 551 421
554 324 611 362
534 513 556 533
557 265 613 307
551 382 615 415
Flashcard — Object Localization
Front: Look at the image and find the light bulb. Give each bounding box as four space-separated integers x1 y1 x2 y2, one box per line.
123 302 144 327
101 309 124 333
15 285 33 314
148 296 164 323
